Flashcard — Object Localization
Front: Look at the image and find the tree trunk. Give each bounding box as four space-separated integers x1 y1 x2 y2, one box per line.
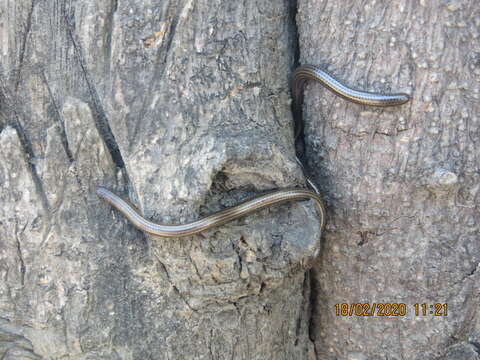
297 1 480 359
1 0 478 360
0 0 320 359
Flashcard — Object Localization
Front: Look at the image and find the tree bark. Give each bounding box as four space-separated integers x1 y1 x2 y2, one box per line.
297 1 480 359
1 0 479 360
0 0 321 359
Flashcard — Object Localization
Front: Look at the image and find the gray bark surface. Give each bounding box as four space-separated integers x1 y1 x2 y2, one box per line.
297 1 480 359
0 0 321 359
1 0 478 360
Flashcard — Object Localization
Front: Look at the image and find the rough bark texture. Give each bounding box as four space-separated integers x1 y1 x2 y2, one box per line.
0 0 322 359
297 1 480 359
1 0 478 360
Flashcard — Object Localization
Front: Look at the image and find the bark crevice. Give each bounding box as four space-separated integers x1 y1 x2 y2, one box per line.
65 14 125 171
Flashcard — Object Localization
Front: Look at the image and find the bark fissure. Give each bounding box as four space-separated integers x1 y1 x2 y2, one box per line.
14 222 26 287
0 82 51 212
291 0 319 348
41 71 74 163
65 14 125 170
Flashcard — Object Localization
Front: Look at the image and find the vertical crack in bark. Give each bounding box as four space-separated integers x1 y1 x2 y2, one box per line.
14 0 35 92
295 272 309 346
290 0 308 166
40 71 74 163
0 0 50 212
14 221 26 287
64 13 125 170
0 83 51 212
308 270 319 343
291 0 300 69
290 0 319 348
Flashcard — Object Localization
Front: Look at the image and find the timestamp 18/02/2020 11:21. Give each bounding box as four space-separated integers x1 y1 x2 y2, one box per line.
334 303 449 317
